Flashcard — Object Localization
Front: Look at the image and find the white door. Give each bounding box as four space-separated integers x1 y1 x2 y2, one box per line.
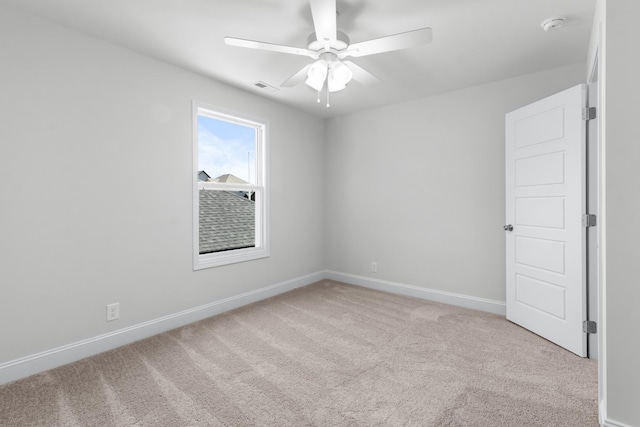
505 84 587 357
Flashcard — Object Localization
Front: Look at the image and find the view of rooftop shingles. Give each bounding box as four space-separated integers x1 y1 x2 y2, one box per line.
199 190 255 254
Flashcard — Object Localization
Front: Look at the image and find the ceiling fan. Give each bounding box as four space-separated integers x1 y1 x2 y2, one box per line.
224 0 433 106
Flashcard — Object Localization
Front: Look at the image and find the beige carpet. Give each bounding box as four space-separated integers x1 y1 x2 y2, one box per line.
0 280 598 426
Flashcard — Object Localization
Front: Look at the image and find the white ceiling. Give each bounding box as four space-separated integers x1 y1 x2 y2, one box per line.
1 0 596 118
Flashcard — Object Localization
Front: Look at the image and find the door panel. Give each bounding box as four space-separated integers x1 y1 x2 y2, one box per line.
515 236 566 274
514 106 565 148
515 152 565 186
515 275 566 319
505 84 586 357
516 197 565 228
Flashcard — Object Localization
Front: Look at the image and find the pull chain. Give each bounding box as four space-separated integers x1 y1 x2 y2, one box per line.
326 64 330 108
317 91 321 103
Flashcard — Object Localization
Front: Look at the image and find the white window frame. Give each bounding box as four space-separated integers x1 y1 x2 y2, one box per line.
192 100 269 270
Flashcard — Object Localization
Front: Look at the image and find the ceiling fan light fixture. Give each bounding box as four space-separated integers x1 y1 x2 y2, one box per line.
226 1 434 105
327 76 346 92
327 61 353 92
305 60 328 91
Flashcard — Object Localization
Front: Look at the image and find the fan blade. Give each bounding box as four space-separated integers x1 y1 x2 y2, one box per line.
345 27 432 58
310 0 337 44
281 64 313 87
343 61 381 86
224 37 319 59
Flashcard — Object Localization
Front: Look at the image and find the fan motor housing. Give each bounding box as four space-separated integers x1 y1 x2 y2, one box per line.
307 31 350 51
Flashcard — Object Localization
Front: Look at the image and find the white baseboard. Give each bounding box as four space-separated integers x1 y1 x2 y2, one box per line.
602 417 634 427
599 400 635 427
0 271 325 386
326 270 506 316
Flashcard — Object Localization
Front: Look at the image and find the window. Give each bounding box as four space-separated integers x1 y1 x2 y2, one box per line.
193 101 268 269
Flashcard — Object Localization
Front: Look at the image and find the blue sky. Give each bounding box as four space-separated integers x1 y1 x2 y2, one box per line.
198 115 256 184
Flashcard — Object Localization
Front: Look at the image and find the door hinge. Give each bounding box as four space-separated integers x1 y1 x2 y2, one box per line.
582 214 597 227
582 107 596 121
583 320 597 334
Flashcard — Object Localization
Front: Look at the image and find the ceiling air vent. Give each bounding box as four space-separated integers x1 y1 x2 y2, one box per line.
253 81 279 92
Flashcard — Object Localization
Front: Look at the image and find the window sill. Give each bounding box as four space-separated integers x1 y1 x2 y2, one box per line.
194 246 269 270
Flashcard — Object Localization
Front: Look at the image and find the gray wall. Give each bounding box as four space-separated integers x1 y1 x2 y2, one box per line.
0 5 325 364
603 1 640 425
324 64 585 302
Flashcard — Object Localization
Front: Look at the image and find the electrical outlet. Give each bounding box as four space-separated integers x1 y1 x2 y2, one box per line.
371 262 378 273
106 303 120 321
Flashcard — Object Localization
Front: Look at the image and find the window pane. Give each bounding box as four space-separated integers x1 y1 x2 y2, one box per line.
199 189 255 254
197 115 257 185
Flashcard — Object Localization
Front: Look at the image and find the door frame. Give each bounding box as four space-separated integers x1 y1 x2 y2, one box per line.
586 60 599 360
587 45 606 423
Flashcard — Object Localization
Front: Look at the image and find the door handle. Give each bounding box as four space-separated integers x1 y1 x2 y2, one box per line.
503 224 514 232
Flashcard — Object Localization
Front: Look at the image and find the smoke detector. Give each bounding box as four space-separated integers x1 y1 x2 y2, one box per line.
541 16 565 32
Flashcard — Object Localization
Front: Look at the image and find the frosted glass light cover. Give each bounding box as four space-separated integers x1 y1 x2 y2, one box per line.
305 60 328 91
